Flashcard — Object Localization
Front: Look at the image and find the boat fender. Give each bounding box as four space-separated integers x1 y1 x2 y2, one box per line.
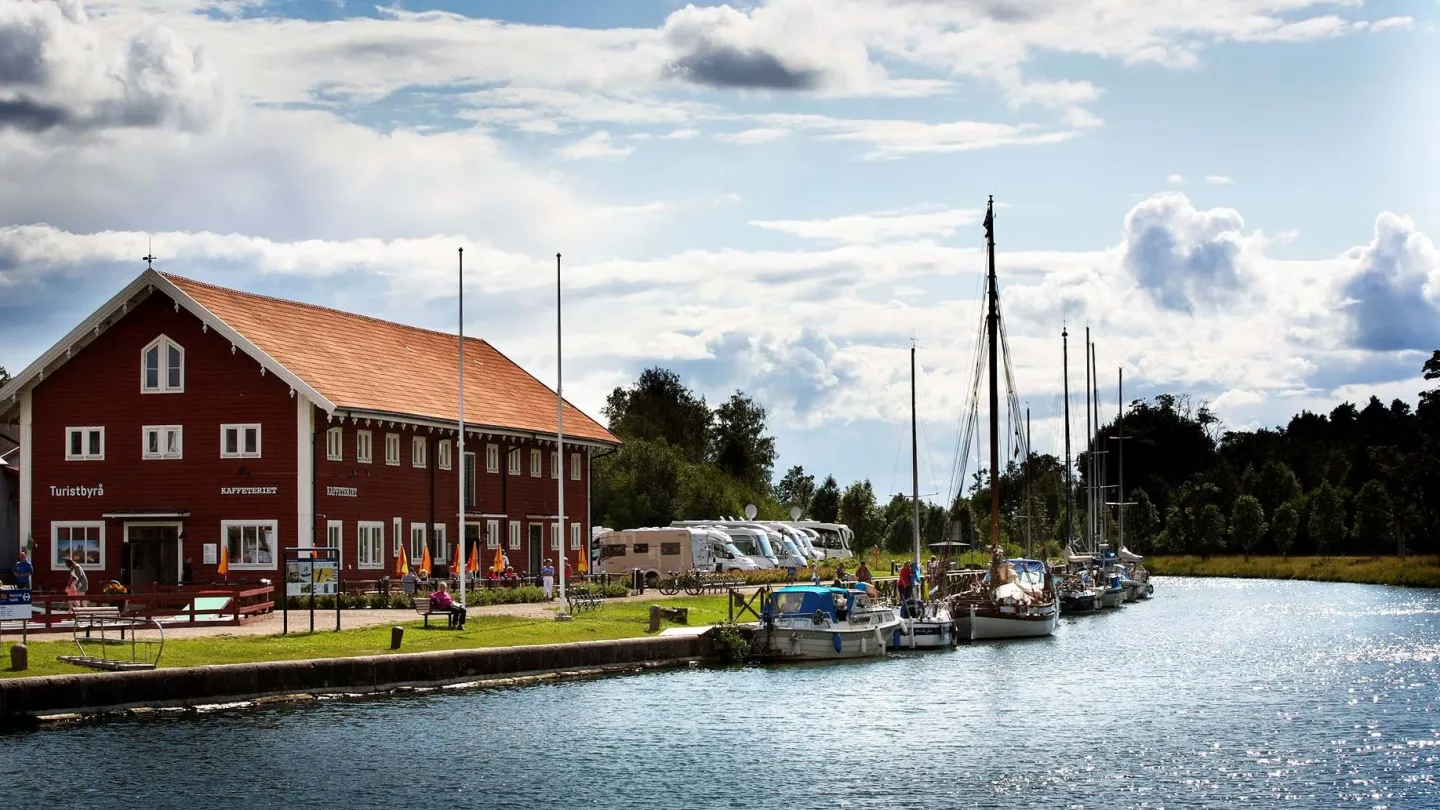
832 633 843 653
892 629 902 648
813 609 826 625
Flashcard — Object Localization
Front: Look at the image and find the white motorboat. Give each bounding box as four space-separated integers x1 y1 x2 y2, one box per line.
755 585 901 661
949 559 1060 640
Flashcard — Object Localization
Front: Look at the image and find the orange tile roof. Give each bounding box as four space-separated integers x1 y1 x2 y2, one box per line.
164 273 619 445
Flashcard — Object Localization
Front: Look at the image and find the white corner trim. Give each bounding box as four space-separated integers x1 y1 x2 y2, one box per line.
18 391 32 552
297 397 315 550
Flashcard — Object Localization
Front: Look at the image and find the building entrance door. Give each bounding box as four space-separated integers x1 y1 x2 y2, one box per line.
528 523 543 577
126 524 181 591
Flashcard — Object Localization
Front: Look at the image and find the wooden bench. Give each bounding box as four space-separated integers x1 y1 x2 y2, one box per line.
565 589 602 612
414 596 459 628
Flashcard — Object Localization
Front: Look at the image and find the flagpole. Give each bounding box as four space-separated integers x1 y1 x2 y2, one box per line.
457 247 466 608
556 252 569 620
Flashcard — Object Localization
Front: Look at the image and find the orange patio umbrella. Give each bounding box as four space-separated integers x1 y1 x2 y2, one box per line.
217 542 230 579
491 545 504 572
576 542 589 574
467 543 480 574
420 542 433 577
395 542 410 577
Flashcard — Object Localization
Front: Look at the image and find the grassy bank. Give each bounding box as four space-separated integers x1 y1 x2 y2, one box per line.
1 596 730 680
1146 555 1440 588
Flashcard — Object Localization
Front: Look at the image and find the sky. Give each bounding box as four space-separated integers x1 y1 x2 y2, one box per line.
1 0 1437 505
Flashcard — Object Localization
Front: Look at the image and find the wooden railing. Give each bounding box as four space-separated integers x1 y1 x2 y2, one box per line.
24 584 274 628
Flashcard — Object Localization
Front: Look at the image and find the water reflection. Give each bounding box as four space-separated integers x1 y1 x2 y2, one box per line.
4 577 1439 809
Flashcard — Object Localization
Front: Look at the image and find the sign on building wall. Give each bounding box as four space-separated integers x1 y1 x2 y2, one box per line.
325 486 358 498
49 485 104 498
203 544 218 565
221 486 278 495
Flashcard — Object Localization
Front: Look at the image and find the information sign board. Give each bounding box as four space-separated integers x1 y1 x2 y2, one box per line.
0 589 33 621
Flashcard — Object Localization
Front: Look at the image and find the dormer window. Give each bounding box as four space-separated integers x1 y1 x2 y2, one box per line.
142 335 184 393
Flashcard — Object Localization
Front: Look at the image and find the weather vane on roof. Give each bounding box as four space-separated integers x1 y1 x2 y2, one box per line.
143 237 156 270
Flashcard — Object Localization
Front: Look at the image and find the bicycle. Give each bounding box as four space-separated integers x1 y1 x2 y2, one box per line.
658 569 704 596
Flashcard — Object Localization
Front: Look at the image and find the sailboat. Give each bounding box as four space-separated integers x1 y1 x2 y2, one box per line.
946 197 1060 641
1056 326 1104 614
888 344 955 650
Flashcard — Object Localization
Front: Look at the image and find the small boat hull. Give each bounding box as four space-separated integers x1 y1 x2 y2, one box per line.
1122 580 1139 603
953 602 1058 640
758 625 891 660
888 613 955 650
1100 587 1126 609
1061 591 1100 613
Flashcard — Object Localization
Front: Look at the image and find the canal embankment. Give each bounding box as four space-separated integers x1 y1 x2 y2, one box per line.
0 633 715 724
1146 555 1440 587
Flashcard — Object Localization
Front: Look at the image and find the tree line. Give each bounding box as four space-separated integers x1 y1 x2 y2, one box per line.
595 353 1440 560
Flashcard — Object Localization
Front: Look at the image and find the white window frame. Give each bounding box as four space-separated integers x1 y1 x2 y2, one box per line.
508 447 521 476
438 439 452 471
508 521 521 550
142 425 183 460
410 523 427 566
385 434 400 466
486 444 499 473
551 451 560 479
358 521 384 569
326 427 344 461
571 452 581 481
220 424 261 459
221 519 279 570
551 521 561 550
486 519 501 550
392 517 403 556
357 430 372 464
51 521 105 571
326 520 342 553
65 426 105 461
412 436 427 469
571 522 582 550
530 449 542 477
432 523 448 563
141 334 184 394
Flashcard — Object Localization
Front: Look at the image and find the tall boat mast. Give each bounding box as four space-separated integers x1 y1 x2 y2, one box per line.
1117 368 1125 552
1025 407 1033 560
1091 340 1102 552
911 343 922 588
1084 328 1093 552
984 197 1001 558
1062 328 1072 552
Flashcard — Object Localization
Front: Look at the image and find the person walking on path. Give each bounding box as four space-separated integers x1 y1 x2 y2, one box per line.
65 555 89 607
430 582 466 629
541 560 556 600
12 549 32 590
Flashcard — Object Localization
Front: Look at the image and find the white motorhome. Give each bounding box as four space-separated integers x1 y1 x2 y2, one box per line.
674 520 812 568
596 528 758 586
785 521 855 559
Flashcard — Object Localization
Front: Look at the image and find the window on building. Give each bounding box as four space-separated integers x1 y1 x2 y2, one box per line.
571 452 581 481
571 523 582 550
357 430 372 464
486 444 499 473
52 522 104 570
485 519 500 550
358 522 383 568
528 523 544 555
222 520 278 569
508 521 521 550
410 524 427 566
221 424 261 459
438 439 452 471
326 427 343 461
65 427 105 461
385 434 400 466
551 522 561 550
508 447 521 476
432 524 447 563
141 335 184 393
463 453 477 510
530 449 541 477
327 521 342 554
392 517 402 556
142 425 183 460
551 451 560 479
412 436 427 469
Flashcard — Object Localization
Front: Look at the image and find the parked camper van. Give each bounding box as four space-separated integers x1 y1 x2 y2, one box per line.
786 522 855 559
596 528 758 586
672 521 809 569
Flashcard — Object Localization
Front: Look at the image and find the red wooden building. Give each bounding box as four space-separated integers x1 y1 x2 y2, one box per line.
0 269 620 591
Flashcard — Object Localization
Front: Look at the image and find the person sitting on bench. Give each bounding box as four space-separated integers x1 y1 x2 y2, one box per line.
430 582 466 629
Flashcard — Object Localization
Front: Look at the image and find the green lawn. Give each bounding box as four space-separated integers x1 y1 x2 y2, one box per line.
1146 555 1440 588
1 596 732 680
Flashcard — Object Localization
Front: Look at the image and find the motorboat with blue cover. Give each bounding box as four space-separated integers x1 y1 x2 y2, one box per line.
755 585 901 661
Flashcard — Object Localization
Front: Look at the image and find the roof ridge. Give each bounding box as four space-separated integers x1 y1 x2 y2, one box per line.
162 271 493 349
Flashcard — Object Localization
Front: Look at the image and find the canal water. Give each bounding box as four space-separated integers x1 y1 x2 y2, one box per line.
5 578 1439 808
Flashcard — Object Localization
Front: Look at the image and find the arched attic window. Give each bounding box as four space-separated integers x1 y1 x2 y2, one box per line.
142 335 184 393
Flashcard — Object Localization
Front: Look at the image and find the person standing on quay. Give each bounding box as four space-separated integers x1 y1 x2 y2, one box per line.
12 549 32 590
541 559 556 600
855 559 871 585
898 560 914 602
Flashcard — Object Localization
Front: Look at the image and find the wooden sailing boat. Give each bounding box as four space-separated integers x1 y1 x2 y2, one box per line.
947 197 1060 641
889 344 956 650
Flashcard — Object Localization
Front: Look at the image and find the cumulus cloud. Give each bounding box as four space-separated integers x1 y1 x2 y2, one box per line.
1204 175 1234 185
750 206 980 244
0 0 224 133
1341 212 1440 351
1166 174 1185 185
1122 193 1247 313
555 130 635 160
